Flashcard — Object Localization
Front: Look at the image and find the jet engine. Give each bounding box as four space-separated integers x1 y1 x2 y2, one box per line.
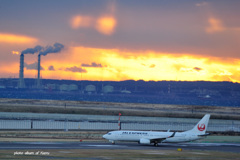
139 138 150 144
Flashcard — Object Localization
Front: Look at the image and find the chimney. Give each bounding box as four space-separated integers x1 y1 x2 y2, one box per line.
36 54 41 88
18 54 25 88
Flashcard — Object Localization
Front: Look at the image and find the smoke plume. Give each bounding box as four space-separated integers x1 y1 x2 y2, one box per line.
21 43 64 55
21 45 43 54
39 43 64 56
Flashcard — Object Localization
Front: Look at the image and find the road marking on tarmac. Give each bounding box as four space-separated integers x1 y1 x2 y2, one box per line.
87 145 126 147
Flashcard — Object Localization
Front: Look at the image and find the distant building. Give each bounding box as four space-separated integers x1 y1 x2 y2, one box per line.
0 85 6 89
121 89 131 94
68 84 78 91
45 84 57 90
59 84 78 91
85 85 96 94
60 84 68 91
103 85 114 93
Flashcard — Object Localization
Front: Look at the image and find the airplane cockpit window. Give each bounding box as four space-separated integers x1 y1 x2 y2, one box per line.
108 133 112 135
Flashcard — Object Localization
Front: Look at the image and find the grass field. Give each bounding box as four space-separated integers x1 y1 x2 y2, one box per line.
0 98 240 120
0 149 239 160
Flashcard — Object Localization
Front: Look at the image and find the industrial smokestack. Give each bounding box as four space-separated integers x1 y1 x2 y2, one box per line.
37 54 41 80
36 54 41 88
36 42 64 88
18 43 64 89
18 54 25 88
19 45 43 89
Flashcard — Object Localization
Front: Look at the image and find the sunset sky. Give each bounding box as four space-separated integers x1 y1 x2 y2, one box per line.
0 0 240 82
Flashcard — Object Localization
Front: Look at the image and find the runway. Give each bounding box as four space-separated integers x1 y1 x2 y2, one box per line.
0 141 240 153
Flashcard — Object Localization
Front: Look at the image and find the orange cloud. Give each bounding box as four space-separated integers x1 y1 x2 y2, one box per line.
69 1 117 35
95 16 117 35
0 33 38 44
69 14 117 35
70 15 93 29
206 18 225 33
12 51 20 55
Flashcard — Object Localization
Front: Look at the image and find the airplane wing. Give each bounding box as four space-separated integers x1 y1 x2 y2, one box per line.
149 132 176 143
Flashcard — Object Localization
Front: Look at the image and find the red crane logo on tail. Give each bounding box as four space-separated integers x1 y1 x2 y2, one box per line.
198 124 205 131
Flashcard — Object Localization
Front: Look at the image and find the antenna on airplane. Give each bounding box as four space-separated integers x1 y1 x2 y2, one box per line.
118 113 121 130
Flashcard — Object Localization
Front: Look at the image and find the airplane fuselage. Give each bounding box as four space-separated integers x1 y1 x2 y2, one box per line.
103 130 203 144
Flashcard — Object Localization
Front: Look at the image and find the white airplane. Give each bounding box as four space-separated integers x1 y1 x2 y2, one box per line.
103 114 210 146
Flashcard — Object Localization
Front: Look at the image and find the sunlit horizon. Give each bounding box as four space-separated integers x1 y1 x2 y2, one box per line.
1 46 239 83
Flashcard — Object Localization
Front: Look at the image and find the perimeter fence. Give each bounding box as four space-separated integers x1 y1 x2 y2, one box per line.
0 119 239 132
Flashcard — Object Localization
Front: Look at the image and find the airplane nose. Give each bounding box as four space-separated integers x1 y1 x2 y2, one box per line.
103 134 107 139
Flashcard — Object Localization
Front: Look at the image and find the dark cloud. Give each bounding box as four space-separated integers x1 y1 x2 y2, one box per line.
65 66 87 73
81 62 103 67
24 62 44 70
193 67 203 71
48 65 55 71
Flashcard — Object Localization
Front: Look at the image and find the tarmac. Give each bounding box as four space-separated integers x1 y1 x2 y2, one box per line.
0 141 240 153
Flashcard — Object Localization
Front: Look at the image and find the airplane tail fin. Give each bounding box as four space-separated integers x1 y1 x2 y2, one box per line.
187 114 210 135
